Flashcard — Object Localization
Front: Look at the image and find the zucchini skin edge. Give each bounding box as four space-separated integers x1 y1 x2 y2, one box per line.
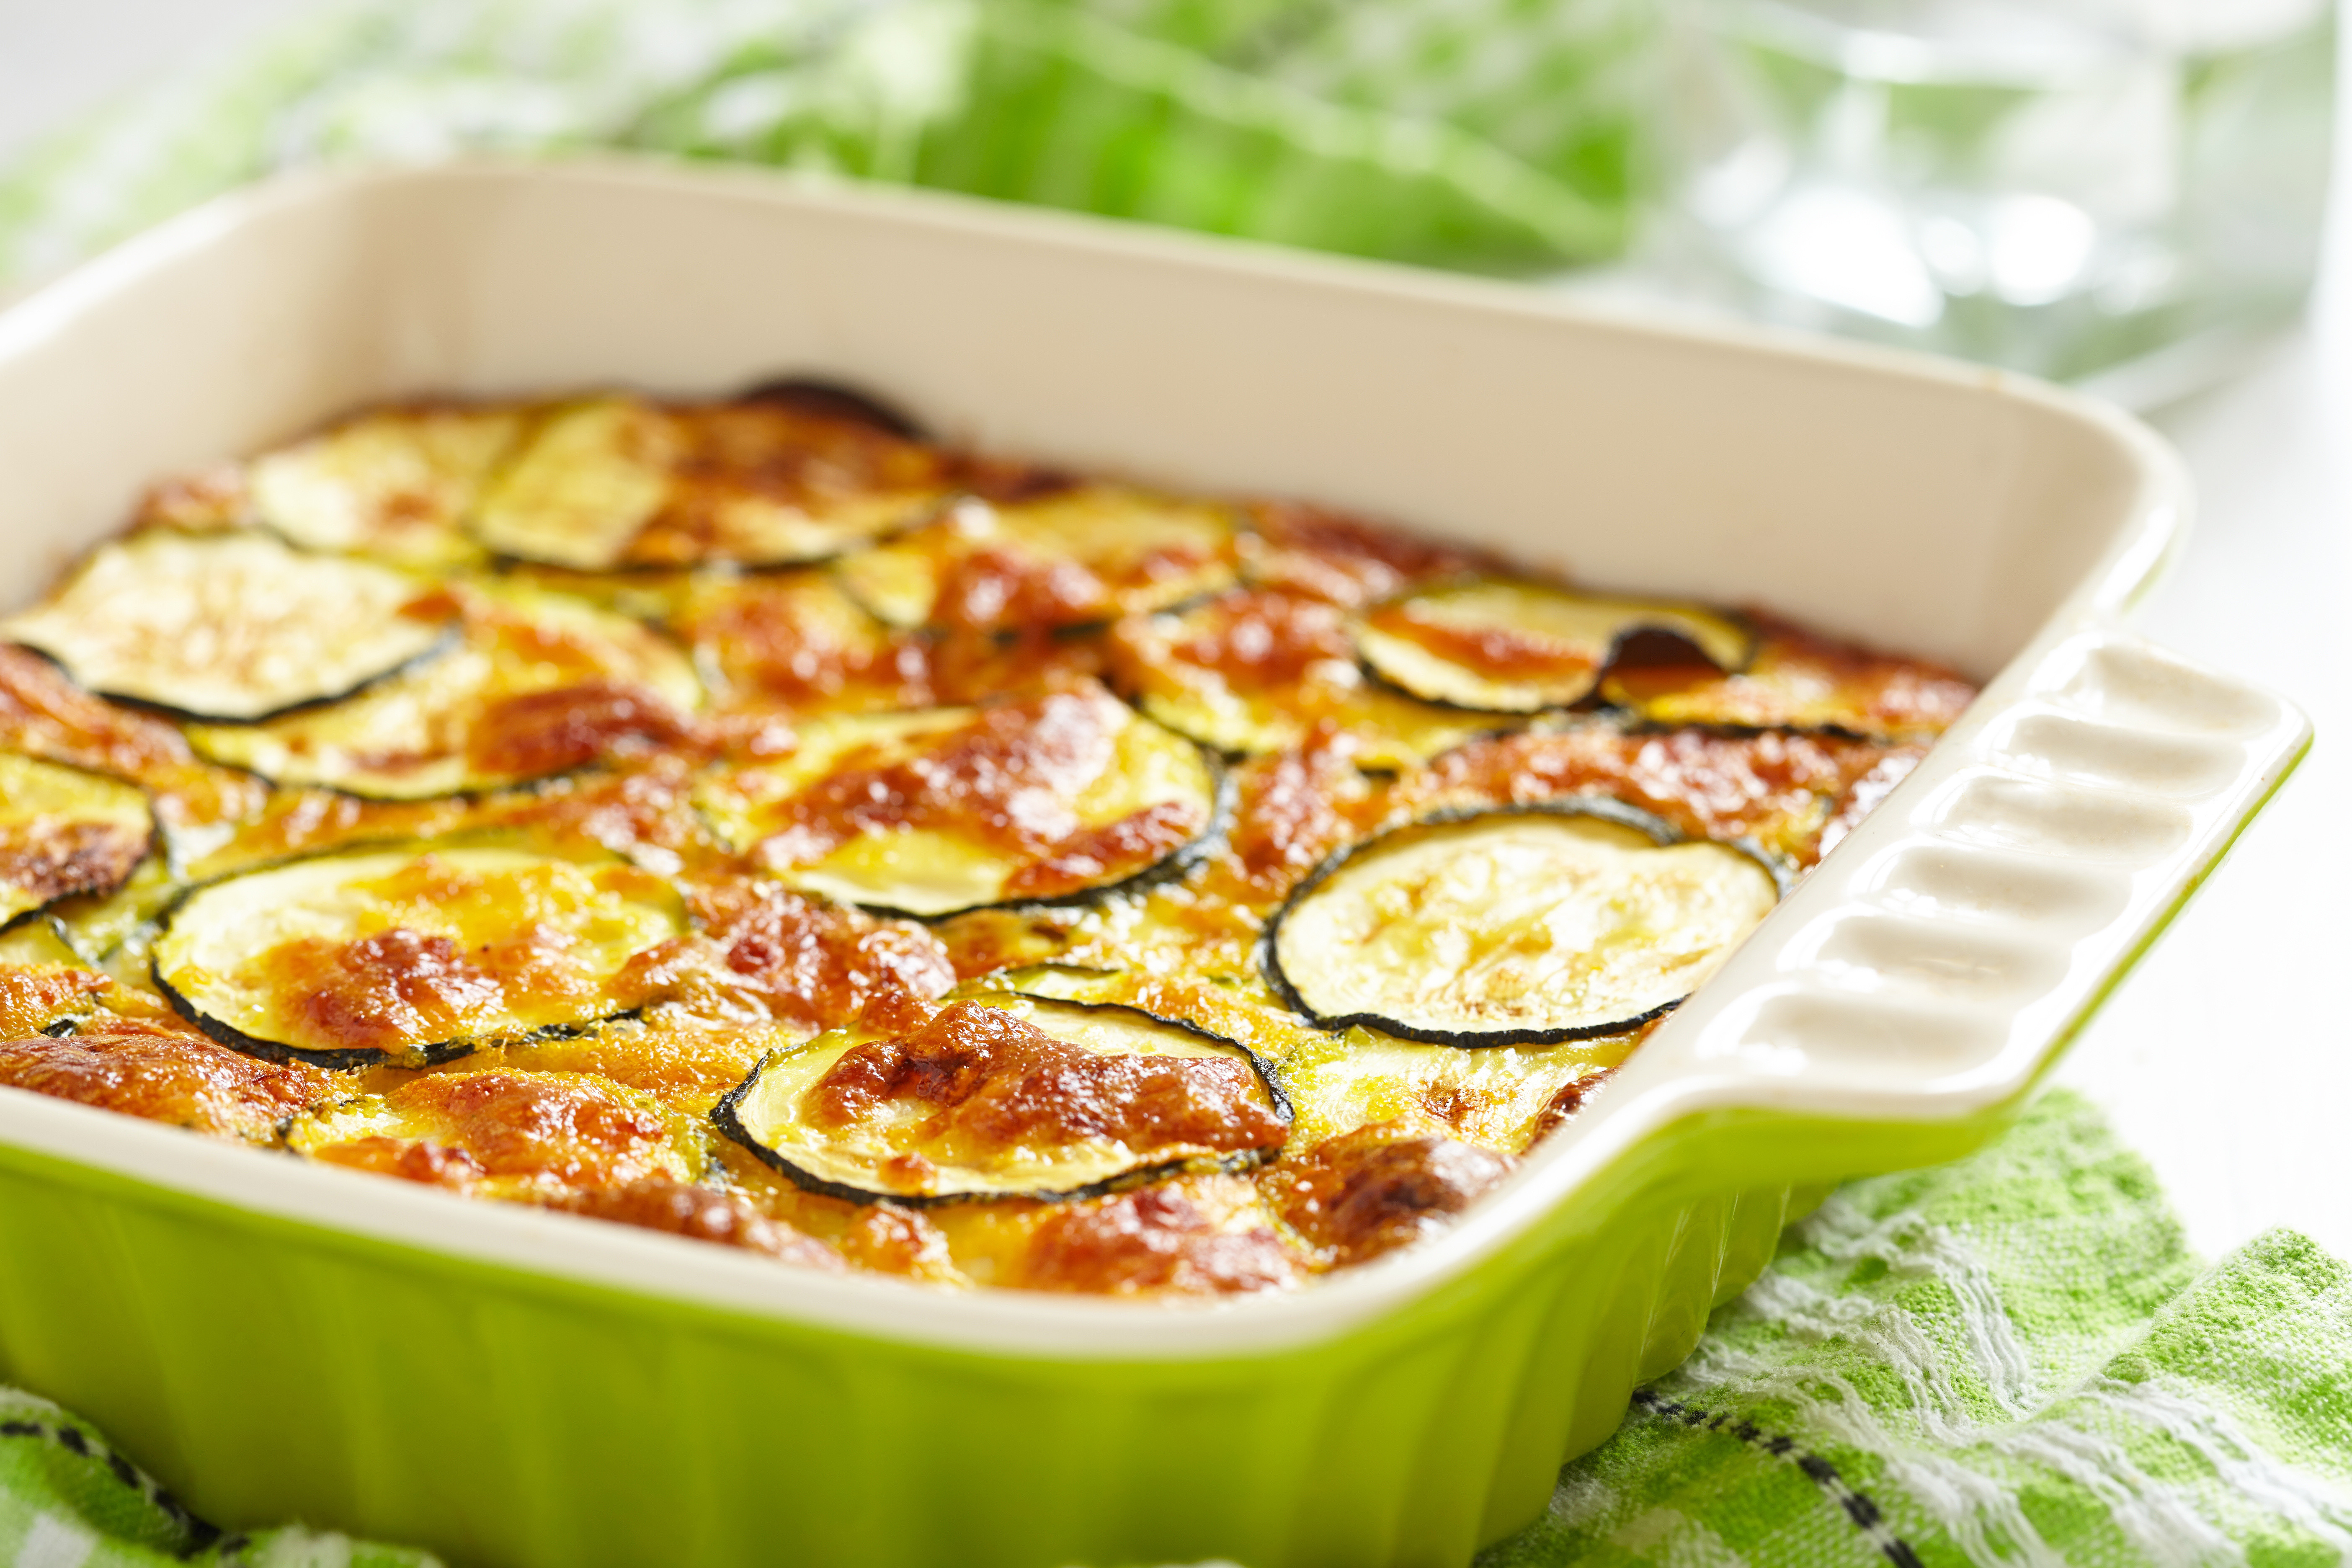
753 748 1238 925
1259 797 1787 1050
709 996 1291 1209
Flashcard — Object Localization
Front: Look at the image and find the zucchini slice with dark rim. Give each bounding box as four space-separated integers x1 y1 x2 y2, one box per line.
152 844 687 1068
0 531 457 722
248 405 521 567
694 687 1228 918
186 581 703 800
1271 1024 1629 1155
0 753 153 927
1355 579 1756 714
715 994 1289 1204
1265 801 1782 1046
471 395 955 570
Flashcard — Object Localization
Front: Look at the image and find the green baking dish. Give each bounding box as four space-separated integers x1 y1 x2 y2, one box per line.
0 162 2308 1568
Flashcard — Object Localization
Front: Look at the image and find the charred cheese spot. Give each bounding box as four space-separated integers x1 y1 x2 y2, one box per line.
696 683 1221 917
0 1015 331 1142
1602 611 1977 739
1114 591 1496 766
0 754 152 924
473 397 954 571
248 405 522 566
1271 1122 1513 1268
0 531 457 722
187 582 703 799
155 847 687 1066
720 997 1288 1204
835 487 1238 633
290 1067 703 1199
1356 579 1754 714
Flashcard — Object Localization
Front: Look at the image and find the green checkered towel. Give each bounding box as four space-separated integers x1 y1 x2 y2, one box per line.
8 1091 2348 1567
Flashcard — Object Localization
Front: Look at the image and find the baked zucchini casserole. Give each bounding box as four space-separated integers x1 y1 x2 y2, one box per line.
0 384 1973 1297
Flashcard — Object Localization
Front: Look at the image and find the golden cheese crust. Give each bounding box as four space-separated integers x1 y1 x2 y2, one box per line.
0 389 1977 1297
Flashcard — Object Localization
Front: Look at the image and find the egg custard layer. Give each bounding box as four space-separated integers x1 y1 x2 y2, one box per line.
0 385 1973 1298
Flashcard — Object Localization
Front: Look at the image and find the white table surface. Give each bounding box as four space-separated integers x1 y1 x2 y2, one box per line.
2 0 2345 1263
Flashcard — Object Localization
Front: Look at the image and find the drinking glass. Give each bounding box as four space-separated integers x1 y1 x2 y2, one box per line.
1661 0 2335 399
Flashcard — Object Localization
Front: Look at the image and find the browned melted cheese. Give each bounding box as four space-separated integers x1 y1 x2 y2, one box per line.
1269 1122 1514 1267
0 816 148 908
1017 1182 1297 1295
134 463 250 532
464 680 694 781
266 928 518 1057
197 765 714 887
1217 727 1387 902
311 1068 682 1193
547 1177 843 1269
1240 502 1488 607
617 877 955 1036
1363 600 1597 683
622 403 956 567
0 645 261 826
0 965 112 1037
1817 745 1929 862
1402 725 1895 862
807 1001 1285 1179
678 574 933 712
756 686 1203 886
1608 611 1977 738
0 1017 329 1141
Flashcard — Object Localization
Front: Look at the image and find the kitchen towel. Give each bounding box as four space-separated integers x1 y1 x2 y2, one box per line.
5 1090 2347 1568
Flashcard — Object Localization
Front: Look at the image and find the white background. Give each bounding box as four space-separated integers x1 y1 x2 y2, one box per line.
0 0 2345 1263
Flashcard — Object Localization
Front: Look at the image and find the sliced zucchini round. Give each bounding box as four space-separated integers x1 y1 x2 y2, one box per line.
1271 1024 1630 1155
834 486 1239 632
694 686 1225 918
0 531 456 722
1266 803 1781 1045
470 398 676 570
1355 579 1755 714
0 754 152 926
471 396 952 571
153 845 687 1067
248 405 521 566
186 583 703 799
715 995 1289 1204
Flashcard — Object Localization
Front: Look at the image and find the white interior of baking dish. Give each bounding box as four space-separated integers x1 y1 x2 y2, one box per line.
0 162 2306 1356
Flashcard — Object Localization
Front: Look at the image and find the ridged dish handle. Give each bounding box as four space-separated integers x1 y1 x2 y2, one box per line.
1635 627 2312 1112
